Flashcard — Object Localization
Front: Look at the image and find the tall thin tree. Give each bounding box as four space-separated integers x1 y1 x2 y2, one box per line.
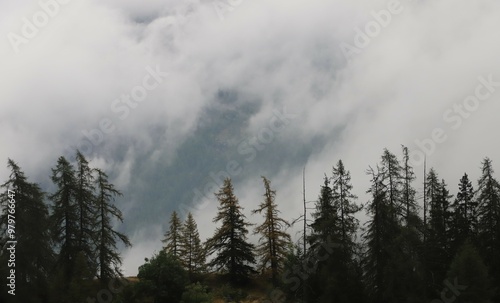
252 176 291 285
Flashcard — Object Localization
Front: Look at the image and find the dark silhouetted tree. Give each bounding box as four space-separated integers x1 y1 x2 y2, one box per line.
206 178 256 284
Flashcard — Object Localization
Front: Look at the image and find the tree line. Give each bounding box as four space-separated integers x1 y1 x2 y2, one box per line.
0 151 130 303
151 146 499 303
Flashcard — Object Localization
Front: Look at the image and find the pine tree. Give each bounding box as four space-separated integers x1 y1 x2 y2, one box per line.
475 157 500 299
49 156 79 285
94 168 131 285
180 212 206 276
206 178 256 284
163 211 183 257
0 159 53 302
252 176 291 285
451 173 477 251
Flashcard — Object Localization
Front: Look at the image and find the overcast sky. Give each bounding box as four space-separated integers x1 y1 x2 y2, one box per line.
1 0 500 276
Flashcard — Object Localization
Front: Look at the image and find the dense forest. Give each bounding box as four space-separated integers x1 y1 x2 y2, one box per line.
1 146 499 303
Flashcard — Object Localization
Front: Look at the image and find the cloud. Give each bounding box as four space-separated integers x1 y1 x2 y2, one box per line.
2 0 500 275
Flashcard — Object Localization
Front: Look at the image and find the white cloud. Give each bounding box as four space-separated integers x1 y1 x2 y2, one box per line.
2 0 500 276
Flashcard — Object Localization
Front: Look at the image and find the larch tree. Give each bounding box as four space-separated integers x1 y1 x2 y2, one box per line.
163 211 183 258
252 176 291 285
380 148 404 221
401 146 418 225
180 212 206 276
49 156 79 284
206 178 256 284
94 168 131 286
74 151 97 273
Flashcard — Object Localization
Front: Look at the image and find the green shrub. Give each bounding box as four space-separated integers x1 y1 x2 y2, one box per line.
181 282 212 303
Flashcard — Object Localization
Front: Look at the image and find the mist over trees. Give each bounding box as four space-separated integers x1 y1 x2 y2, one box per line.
0 152 130 303
1 146 499 303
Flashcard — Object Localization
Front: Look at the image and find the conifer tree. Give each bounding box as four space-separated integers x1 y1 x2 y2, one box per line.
401 146 418 224
180 212 206 275
475 157 500 299
425 173 453 295
451 173 477 251
74 151 97 273
363 165 391 303
94 168 131 285
309 176 338 249
308 163 364 303
332 160 362 248
380 149 404 221
446 241 493 303
252 176 291 285
0 159 53 302
206 178 256 284
363 163 404 303
163 211 183 257
49 156 79 284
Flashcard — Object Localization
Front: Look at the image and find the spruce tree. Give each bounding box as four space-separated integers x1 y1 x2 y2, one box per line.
451 173 477 251
309 176 338 249
363 163 403 303
179 212 206 276
0 159 53 302
308 163 364 303
332 160 362 248
163 211 183 257
475 157 500 299
363 165 391 303
425 173 453 295
94 168 131 285
252 176 291 285
446 241 493 303
206 178 256 284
